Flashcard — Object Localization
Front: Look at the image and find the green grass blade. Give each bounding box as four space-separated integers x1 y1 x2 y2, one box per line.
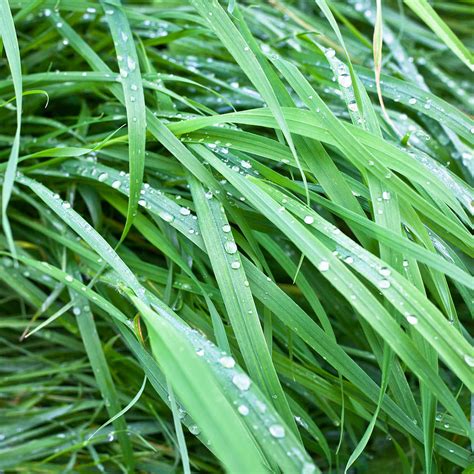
0 0 22 259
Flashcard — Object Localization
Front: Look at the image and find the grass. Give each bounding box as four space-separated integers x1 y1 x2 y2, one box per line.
0 0 473 472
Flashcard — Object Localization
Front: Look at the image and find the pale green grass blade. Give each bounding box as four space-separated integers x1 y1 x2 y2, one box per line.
404 0 474 71
190 0 310 202
189 175 297 434
0 0 22 259
99 0 146 240
134 297 269 473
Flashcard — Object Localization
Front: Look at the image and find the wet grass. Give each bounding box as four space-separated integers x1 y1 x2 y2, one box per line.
0 0 473 472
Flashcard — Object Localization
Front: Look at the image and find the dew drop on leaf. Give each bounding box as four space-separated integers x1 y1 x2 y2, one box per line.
232 373 251 391
464 354 474 367
268 424 285 438
318 260 330 272
219 356 235 368
405 314 418 325
224 241 237 254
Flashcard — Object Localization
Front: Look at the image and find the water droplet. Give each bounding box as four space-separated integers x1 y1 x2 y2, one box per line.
232 373 251 391
196 348 204 357
338 73 352 88
405 314 418 325
318 260 330 272
224 241 237 254
325 48 336 59
180 207 191 216
464 354 474 367
302 463 316 474
62 201 71 209
382 191 391 200
127 57 136 71
98 172 108 182
238 405 249 416
304 215 314 225
269 424 285 438
73 307 81 316
378 267 391 277
189 424 200 435
379 279 391 289
408 97 417 105
159 211 174 223
219 356 235 368
241 160 252 169
112 180 121 189
348 100 358 112
231 261 241 270
222 224 231 233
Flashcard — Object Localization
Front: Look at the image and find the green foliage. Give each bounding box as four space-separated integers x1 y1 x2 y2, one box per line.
0 0 472 472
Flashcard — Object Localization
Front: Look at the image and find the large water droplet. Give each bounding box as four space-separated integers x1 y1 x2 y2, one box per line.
224 241 237 254
189 424 200 435
219 356 235 368
378 267 391 277
338 73 352 88
464 354 474 367
159 211 174 223
232 373 251 391
318 260 330 272
405 314 418 325
325 48 336 58
268 424 285 438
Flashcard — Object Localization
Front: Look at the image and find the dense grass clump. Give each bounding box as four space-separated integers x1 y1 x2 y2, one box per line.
0 0 473 472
